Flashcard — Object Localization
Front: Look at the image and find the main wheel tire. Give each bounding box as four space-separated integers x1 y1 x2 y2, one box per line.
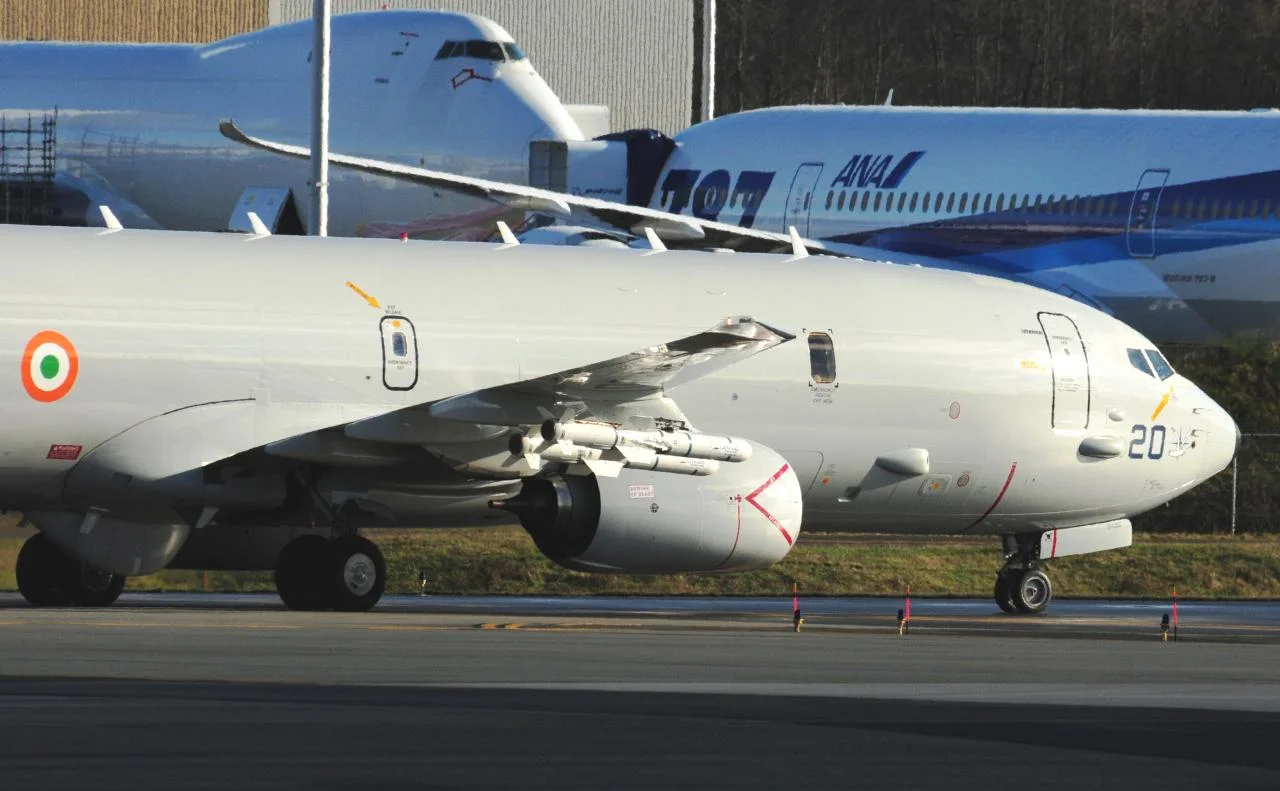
324 534 386 612
72 566 126 607
993 573 1018 614
275 535 331 611
1011 568 1053 614
15 533 75 607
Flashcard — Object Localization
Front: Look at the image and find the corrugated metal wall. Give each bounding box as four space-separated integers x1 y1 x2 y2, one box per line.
0 0 268 43
270 0 693 134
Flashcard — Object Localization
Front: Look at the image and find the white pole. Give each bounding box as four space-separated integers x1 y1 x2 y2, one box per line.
700 0 716 122
310 0 330 236
1230 455 1238 536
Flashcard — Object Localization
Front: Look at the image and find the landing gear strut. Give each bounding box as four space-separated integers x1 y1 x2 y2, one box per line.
273 533 386 612
15 533 126 607
994 533 1053 614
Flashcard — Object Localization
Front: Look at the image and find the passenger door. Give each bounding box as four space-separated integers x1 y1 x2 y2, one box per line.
1037 312 1090 429
1127 169 1169 258
784 163 824 236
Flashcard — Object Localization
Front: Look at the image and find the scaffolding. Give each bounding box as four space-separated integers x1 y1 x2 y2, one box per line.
0 110 57 225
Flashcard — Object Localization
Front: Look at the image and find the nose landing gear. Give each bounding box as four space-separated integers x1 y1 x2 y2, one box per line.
994 533 1053 614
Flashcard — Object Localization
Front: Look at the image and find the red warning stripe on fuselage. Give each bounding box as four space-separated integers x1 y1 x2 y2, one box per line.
963 461 1018 532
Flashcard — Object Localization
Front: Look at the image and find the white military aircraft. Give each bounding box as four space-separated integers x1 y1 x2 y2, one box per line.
1 222 1235 614
0 10 581 237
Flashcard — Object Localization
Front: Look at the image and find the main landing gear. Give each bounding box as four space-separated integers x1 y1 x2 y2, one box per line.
994 533 1053 614
15 533 126 607
274 533 386 612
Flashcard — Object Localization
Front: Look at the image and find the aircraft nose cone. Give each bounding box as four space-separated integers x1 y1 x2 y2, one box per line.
1202 405 1239 481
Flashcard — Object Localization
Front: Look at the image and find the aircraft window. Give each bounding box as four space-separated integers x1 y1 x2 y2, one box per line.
1146 349 1175 380
392 332 409 358
935 192 944 212
1127 348 1154 377
1071 196 1080 214
898 193 908 212
1023 194 1031 212
946 192 955 212
808 332 837 383
502 42 526 61
873 192 883 211
836 191 845 210
972 193 981 214
434 41 456 59
825 191 833 210
983 193 992 212
1108 196 1118 216
958 193 968 212
995 193 1004 212
1033 194 1042 213
909 192 919 212
1210 198 1219 220
465 40 506 60
861 191 870 211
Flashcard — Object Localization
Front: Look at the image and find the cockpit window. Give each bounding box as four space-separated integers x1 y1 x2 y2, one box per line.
464 40 505 60
1146 349 1175 380
434 40 513 61
1127 348 1154 377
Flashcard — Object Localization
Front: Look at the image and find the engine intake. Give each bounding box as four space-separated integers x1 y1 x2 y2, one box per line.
493 441 801 574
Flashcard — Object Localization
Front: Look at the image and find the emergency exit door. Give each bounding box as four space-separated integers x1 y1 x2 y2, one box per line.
784 163 824 236
380 315 418 391
1037 312 1091 429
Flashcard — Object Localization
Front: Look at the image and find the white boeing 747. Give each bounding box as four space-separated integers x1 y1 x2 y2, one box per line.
1 223 1235 614
0 10 581 237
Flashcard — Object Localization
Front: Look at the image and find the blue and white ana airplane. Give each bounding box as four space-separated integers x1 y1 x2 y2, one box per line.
226 105 1280 343
0 10 581 238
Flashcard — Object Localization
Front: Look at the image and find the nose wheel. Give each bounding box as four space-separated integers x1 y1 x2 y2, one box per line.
995 567 1053 614
994 533 1054 614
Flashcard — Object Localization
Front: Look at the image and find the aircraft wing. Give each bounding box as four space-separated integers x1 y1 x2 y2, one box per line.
423 315 794 427
219 120 831 255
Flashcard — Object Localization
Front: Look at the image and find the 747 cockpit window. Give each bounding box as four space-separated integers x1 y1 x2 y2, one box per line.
1146 348 1175 380
434 39 518 61
1127 348 1154 377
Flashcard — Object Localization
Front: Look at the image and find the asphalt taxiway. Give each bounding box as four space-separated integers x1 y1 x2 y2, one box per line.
1 594 1278 788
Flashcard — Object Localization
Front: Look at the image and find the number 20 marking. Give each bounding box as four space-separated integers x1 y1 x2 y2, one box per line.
1129 424 1166 460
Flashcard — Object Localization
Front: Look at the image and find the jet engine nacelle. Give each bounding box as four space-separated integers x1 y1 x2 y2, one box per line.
495 441 801 573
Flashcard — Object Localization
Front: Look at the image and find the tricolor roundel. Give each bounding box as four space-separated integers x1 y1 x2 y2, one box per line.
21 331 79 403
